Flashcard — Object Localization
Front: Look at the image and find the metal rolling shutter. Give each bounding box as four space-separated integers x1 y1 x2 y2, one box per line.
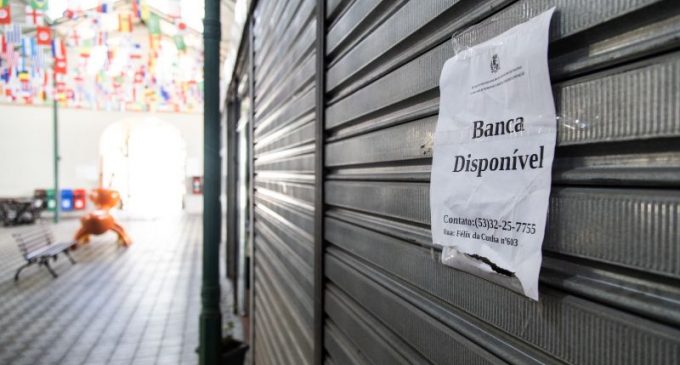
322 1 680 365
250 0 318 364
233 0 680 364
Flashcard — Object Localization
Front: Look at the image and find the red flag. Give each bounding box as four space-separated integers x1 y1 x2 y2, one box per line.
134 69 144 83
97 32 107 46
54 57 67 74
36 26 52 46
0 6 10 25
132 0 140 19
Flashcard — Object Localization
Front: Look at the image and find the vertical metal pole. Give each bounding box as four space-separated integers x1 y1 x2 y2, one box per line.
247 18 257 357
314 1 326 364
200 0 222 363
53 77 60 224
226 97 238 281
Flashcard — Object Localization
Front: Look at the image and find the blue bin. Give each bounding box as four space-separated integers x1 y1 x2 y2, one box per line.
60 189 74 211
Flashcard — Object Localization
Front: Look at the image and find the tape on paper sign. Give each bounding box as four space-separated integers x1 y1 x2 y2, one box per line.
430 8 556 301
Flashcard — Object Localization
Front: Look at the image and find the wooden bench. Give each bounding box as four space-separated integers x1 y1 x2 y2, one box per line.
12 224 76 281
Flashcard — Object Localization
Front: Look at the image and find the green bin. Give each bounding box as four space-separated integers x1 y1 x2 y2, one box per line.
46 189 57 212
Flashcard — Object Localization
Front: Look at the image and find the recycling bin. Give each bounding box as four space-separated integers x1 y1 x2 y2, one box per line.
73 189 87 210
60 189 73 211
46 189 57 211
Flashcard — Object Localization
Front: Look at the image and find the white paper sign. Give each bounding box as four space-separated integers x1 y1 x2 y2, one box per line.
430 9 556 300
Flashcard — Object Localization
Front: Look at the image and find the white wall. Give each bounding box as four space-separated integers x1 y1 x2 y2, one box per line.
0 103 203 197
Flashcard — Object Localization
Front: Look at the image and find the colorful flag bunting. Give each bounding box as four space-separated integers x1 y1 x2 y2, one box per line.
63 8 75 19
0 5 10 25
21 37 36 57
18 70 30 82
97 2 109 13
134 68 144 83
149 34 161 51
140 3 150 21
30 0 48 11
36 26 52 46
25 6 44 26
0 1 204 112
68 29 80 46
54 57 67 74
5 24 22 44
1 67 10 83
147 13 160 35
32 49 47 69
130 43 142 59
174 35 186 51
160 86 169 101
96 31 107 46
17 53 26 71
132 0 140 19
51 39 65 59
4 46 17 68
119 13 132 33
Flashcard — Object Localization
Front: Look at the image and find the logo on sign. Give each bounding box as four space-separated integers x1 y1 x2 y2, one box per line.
490 54 500 73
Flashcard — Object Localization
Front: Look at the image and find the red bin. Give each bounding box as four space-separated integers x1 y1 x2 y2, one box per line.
73 189 87 210
191 176 203 194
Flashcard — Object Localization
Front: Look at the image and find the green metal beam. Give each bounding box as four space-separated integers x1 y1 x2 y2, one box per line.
53 85 60 224
200 0 222 363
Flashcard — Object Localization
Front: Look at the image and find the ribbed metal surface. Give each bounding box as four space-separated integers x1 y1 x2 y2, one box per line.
251 0 317 364
320 0 680 364
233 0 680 363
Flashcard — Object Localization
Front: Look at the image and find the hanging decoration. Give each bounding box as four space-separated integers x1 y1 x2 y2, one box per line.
25 5 45 25
36 26 51 45
0 0 204 113
0 5 11 25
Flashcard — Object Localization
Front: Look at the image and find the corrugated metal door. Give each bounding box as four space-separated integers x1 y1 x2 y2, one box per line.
250 0 318 364
322 0 680 364
233 0 680 364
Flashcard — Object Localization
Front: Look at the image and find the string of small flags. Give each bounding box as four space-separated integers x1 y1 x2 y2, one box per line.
0 0 203 112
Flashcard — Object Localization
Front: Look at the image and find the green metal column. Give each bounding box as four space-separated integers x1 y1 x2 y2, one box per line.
53 87 60 224
200 0 222 363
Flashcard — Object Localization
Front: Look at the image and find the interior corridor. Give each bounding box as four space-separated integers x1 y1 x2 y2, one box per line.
0 215 239 365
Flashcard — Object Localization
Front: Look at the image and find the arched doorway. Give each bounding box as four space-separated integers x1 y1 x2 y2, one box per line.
99 117 187 218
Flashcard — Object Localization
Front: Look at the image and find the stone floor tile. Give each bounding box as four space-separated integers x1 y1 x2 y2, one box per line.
0 216 242 365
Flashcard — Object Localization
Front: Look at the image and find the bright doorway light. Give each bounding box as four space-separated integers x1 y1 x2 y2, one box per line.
100 117 187 218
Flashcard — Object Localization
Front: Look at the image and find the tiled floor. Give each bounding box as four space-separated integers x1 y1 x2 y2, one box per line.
0 214 240 365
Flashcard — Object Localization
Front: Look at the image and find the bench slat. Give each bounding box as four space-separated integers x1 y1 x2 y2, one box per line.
12 225 57 258
12 226 75 281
